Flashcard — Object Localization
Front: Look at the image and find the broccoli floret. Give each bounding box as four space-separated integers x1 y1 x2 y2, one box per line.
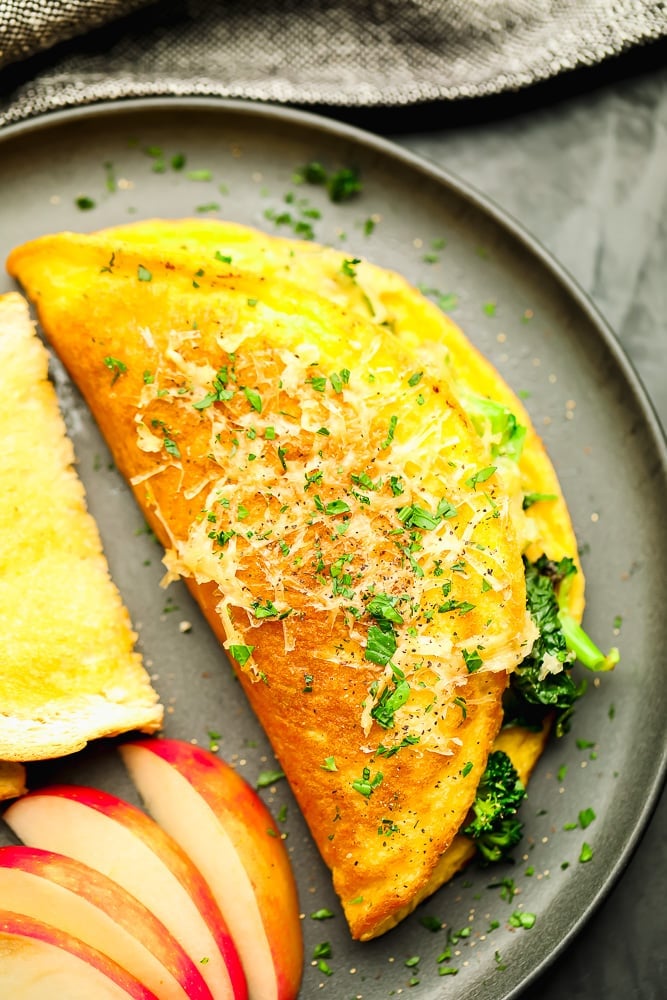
507 556 619 735
475 818 524 864
464 751 526 863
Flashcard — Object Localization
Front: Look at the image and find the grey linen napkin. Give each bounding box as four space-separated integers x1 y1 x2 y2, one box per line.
1 0 666 126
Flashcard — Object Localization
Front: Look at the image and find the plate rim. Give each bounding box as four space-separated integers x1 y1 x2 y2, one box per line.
1 94 665 1000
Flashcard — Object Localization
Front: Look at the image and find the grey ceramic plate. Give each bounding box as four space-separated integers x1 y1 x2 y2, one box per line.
0 99 665 1000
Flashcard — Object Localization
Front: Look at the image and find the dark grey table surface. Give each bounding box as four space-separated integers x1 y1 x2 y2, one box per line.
383 61 666 1000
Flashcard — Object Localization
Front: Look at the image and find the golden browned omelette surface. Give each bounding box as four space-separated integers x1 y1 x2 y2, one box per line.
0 292 163 764
6 223 580 938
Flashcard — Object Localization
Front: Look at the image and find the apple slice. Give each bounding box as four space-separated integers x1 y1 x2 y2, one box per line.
3 785 247 1000
120 739 303 1000
0 845 212 1000
0 909 158 999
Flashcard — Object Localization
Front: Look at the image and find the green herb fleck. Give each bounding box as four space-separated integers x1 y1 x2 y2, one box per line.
164 437 181 459
75 196 96 211
351 767 383 798
578 807 596 829
256 769 286 788
466 465 497 489
242 386 262 412
523 492 558 509
379 415 398 450
579 841 594 863
462 648 483 673
103 356 127 384
228 644 254 667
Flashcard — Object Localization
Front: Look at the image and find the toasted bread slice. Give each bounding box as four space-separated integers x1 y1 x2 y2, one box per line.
0 292 163 763
6 225 567 939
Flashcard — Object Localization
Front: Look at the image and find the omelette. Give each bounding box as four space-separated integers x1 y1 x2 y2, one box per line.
7 221 583 939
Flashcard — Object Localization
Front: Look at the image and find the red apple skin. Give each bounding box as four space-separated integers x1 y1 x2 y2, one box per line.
3 785 247 1000
0 909 159 999
0 845 213 1000
121 739 303 1000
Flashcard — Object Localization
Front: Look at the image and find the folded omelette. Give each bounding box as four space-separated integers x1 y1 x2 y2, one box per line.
6 221 583 939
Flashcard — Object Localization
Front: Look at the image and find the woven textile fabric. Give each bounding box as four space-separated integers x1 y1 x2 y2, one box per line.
0 0 666 124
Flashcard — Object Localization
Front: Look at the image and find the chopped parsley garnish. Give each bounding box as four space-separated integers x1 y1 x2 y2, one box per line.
419 915 443 932
376 735 419 757
379 415 398 450
321 756 338 771
453 696 467 718
214 251 233 263
310 908 335 921
365 624 397 667
228 644 254 667
509 911 536 929
328 167 362 202
466 465 497 489
351 767 383 798
329 368 350 392
579 842 594 863
366 593 403 625
252 599 290 620
163 437 181 459
340 257 361 278
578 807 596 829
439 599 476 615
314 496 351 516
103 356 127 384
461 761 473 777
370 675 410 729
242 386 262 412
462 648 483 673
256 769 286 788
523 492 558 509
296 161 362 202
75 196 96 211
306 374 327 392
137 264 152 282
187 169 213 181
408 371 424 386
